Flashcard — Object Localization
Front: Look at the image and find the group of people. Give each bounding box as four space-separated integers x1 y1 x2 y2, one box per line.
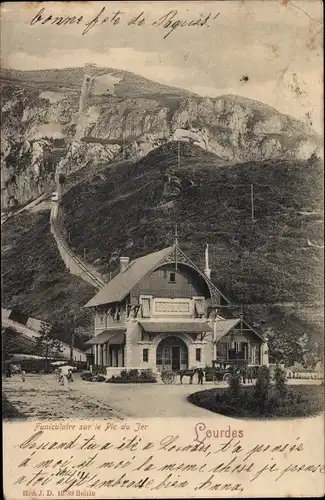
238 366 255 384
58 367 74 389
5 365 26 381
195 366 256 385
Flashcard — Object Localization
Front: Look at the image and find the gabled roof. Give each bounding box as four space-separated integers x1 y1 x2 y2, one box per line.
84 243 230 308
84 329 126 345
214 318 265 342
84 246 173 307
214 318 241 341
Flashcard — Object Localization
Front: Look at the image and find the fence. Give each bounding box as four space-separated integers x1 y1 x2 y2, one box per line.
50 202 105 290
286 370 323 380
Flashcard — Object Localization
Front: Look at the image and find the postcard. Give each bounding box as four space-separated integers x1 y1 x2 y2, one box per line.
1 1 324 498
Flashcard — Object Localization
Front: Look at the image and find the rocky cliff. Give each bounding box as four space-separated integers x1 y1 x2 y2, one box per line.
1 66 322 209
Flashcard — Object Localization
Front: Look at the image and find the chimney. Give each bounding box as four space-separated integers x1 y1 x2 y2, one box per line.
119 256 130 273
204 244 211 279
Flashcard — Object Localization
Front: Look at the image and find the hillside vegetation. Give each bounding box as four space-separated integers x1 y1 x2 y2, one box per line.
1 209 94 337
60 142 324 363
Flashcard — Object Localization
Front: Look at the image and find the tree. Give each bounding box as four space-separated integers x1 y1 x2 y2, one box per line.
228 373 242 400
2 326 43 360
274 364 287 399
34 322 63 369
49 314 80 362
253 366 271 414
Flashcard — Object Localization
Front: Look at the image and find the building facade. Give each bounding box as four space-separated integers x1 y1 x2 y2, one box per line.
84 244 269 376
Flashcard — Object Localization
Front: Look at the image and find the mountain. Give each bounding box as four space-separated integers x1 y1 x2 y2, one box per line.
2 141 323 364
1 66 321 209
58 141 323 365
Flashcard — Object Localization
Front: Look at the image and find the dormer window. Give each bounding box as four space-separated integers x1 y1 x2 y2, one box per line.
141 297 151 318
169 272 176 283
194 298 205 318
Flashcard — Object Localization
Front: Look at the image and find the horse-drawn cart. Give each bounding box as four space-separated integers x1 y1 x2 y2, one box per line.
161 371 177 384
161 361 246 385
161 368 204 384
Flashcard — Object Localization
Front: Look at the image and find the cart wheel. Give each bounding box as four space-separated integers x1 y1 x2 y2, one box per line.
223 373 232 384
162 371 176 384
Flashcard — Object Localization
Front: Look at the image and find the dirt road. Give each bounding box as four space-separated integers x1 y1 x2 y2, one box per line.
2 373 124 421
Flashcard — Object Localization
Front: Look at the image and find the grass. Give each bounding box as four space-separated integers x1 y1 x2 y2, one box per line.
188 384 324 419
2 396 25 420
61 141 324 364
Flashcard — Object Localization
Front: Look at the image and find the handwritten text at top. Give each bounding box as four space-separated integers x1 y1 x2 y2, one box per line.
29 8 221 38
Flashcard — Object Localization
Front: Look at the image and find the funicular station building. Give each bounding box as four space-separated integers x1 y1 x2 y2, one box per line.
84 243 269 377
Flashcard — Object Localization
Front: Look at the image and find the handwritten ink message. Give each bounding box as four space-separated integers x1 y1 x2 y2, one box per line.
29 7 221 38
4 419 324 498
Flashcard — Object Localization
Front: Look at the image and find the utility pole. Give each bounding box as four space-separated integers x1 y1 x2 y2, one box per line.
250 184 255 223
174 223 178 270
83 248 86 260
178 141 181 169
70 330 75 362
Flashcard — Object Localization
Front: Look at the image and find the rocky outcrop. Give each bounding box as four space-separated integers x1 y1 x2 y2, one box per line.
1 67 322 209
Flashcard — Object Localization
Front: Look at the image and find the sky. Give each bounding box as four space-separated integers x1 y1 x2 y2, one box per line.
1 1 323 133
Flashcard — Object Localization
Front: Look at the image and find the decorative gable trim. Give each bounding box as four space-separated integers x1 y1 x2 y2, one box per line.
155 245 230 305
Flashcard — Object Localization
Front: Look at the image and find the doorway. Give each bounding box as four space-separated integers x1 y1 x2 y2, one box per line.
172 347 180 371
156 336 188 372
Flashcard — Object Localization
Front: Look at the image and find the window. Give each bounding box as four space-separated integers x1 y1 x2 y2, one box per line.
169 272 176 283
251 345 256 364
236 342 242 353
196 348 201 362
163 347 171 365
114 306 121 321
141 297 151 318
194 299 205 317
156 347 162 365
143 348 149 363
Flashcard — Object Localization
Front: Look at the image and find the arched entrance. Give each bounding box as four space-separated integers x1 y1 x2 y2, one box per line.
156 336 188 372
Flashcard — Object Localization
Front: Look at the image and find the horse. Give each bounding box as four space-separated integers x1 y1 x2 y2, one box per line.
179 368 199 384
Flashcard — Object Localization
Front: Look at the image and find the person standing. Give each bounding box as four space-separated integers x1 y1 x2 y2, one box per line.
67 369 73 383
21 370 26 382
197 368 204 385
247 366 253 384
241 366 247 385
62 373 69 391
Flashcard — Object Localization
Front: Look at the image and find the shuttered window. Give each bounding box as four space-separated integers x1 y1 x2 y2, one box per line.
114 306 121 321
194 299 205 316
143 349 149 363
141 298 151 318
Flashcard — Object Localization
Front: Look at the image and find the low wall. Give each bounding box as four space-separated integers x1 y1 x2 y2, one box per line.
286 371 323 380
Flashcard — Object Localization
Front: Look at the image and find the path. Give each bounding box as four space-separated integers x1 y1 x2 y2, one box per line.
2 374 124 421
73 376 221 418
50 201 105 289
3 373 321 420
